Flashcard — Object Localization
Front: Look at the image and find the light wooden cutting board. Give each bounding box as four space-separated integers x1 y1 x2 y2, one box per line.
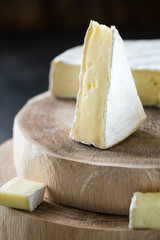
1 140 160 240
13 92 160 215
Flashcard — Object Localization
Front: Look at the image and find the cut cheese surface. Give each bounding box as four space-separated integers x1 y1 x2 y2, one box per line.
132 71 160 107
129 192 160 230
49 46 81 98
49 42 160 107
49 60 80 98
71 21 112 148
49 46 82 98
70 21 146 149
0 177 45 212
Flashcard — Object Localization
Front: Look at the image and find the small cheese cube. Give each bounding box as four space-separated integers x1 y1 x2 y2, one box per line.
129 192 160 230
0 177 45 212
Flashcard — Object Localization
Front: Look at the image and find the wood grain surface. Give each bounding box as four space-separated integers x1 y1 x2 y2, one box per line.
13 92 160 215
1 140 160 240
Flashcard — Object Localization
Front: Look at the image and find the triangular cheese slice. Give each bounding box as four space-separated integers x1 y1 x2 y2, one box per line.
70 20 146 149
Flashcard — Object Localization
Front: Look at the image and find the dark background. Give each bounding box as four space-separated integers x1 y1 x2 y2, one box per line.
1 0 160 143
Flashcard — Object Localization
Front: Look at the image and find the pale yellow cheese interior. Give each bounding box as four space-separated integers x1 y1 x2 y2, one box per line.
131 192 160 230
70 21 112 148
0 177 43 211
132 70 160 106
50 61 79 98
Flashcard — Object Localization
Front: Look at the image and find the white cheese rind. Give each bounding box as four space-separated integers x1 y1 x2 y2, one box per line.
104 28 146 148
54 46 82 66
52 40 160 72
125 40 160 72
27 185 45 212
129 193 137 228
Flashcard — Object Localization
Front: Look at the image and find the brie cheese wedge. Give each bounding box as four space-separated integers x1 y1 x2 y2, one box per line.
129 192 160 230
49 42 160 107
70 20 146 149
0 177 45 212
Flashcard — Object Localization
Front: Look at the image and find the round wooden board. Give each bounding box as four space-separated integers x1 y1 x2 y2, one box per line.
1 140 160 240
13 92 160 215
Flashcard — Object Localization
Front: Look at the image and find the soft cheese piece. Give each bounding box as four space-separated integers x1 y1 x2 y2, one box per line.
49 47 81 98
129 192 160 230
0 177 45 212
49 42 160 107
125 40 160 107
70 20 146 149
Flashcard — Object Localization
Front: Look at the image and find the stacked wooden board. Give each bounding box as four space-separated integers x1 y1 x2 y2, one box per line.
13 92 160 216
0 95 160 239
0 22 160 238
